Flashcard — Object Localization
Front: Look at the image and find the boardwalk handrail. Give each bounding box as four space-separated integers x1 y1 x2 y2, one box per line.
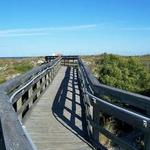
0 57 61 150
78 57 150 150
0 55 150 150
9 57 61 104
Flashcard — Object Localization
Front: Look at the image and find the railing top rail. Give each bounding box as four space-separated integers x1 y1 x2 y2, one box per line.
86 90 150 131
45 55 79 60
9 58 62 104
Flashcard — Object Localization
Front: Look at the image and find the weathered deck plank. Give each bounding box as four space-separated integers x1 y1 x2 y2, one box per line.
23 66 93 150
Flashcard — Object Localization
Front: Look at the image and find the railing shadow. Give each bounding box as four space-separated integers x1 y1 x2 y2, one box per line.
52 66 93 148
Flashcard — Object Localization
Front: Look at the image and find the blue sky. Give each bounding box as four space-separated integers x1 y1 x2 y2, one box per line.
0 0 150 56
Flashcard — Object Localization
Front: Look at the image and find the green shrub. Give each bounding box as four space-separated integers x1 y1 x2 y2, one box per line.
95 54 150 94
14 63 33 73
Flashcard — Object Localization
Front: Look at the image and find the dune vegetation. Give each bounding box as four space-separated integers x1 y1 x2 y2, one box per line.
0 57 45 84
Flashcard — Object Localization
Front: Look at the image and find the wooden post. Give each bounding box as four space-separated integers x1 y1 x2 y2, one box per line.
144 108 150 150
59 61 60 69
92 102 100 143
55 65 57 73
37 81 41 97
28 88 33 108
145 134 150 150
83 90 93 138
54 66 56 76
17 98 22 120
51 69 53 80
46 74 49 86
52 68 54 79
73 58 75 66
42 77 45 90
49 71 52 83
48 72 51 84
87 101 93 137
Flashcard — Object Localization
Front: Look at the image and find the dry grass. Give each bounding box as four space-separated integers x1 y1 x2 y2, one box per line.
0 57 45 84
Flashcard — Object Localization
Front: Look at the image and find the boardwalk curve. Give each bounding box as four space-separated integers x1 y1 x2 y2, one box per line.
23 66 93 150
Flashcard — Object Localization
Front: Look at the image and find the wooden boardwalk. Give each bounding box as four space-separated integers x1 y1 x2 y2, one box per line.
23 66 93 150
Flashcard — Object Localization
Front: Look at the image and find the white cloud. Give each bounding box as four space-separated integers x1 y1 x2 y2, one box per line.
0 24 97 37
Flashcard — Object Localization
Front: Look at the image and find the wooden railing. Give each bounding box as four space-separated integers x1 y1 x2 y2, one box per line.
0 57 61 150
0 55 150 150
78 57 150 150
45 55 78 66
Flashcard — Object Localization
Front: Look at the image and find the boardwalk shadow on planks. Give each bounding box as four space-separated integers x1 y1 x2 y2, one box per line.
52 66 92 147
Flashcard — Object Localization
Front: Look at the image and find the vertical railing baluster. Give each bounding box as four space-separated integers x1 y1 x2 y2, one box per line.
51 68 53 79
37 81 41 97
48 71 51 84
53 67 55 78
46 74 49 86
52 68 54 79
50 70 52 83
144 109 150 150
42 76 45 90
86 94 93 137
92 102 100 143
17 97 22 120
29 88 33 108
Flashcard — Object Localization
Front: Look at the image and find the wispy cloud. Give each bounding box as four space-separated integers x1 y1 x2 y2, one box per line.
121 27 150 31
0 24 97 37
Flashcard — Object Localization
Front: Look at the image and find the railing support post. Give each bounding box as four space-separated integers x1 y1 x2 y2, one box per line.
37 81 41 97
144 134 150 150
50 70 52 82
84 94 92 137
46 74 49 86
48 71 51 83
17 98 22 120
144 109 150 150
29 88 33 108
42 77 45 90
92 103 100 143
52 68 54 78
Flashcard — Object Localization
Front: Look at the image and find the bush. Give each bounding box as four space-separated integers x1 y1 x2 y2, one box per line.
95 54 150 94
